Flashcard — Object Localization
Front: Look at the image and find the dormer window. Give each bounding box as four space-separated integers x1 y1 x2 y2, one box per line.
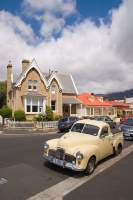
28 80 37 91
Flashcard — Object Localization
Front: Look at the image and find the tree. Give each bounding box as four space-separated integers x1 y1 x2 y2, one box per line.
14 110 26 121
0 106 12 125
45 106 54 121
0 81 7 108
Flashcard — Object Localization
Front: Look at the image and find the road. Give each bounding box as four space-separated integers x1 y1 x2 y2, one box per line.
0 132 132 200
64 151 133 200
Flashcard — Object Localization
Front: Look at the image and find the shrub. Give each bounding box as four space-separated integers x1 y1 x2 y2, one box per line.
45 106 54 121
14 110 26 121
35 107 54 122
54 115 62 121
35 114 46 121
0 105 12 125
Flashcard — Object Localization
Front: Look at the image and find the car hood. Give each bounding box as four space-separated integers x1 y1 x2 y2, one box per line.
56 132 98 150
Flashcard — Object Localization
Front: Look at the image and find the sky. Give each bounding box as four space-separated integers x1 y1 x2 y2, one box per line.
0 0 133 94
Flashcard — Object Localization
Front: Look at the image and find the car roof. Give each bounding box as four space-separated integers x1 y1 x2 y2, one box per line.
75 119 108 128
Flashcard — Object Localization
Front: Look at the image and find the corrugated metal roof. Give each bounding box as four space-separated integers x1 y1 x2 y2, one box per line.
62 97 80 104
77 93 113 107
56 73 77 94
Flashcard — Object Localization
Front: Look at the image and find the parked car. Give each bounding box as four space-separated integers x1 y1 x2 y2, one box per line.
58 116 79 132
120 116 133 124
120 118 133 140
94 116 116 129
43 119 123 175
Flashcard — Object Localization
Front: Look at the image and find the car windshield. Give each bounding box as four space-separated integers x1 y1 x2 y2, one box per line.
71 123 84 133
96 117 104 121
83 124 99 136
71 123 99 136
124 118 133 126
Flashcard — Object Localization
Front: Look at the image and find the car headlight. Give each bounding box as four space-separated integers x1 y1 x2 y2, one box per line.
44 143 49 150
76 151 83 160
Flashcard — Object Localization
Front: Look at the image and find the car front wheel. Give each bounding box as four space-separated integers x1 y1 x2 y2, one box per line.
85 156 96 175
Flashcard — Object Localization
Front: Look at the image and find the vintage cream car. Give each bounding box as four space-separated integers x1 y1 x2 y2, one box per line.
43 119 123 175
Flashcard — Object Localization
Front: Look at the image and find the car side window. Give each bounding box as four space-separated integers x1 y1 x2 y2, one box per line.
100 127 109 137
106 116 112 121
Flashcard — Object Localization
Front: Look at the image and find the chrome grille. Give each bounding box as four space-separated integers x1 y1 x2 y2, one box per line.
65 154 76 163
48 149 56 157
56 148 65 160
48 149 76 163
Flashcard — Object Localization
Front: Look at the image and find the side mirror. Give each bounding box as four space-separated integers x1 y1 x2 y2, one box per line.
100 134 105 139
100 129 108 138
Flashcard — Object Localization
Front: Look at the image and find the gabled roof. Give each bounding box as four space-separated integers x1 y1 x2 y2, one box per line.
15 59 48 87
47 72 63 90
110 100 129 108
13 59 78 95
77 93 112 107
55 73 78 94
77 93 129 108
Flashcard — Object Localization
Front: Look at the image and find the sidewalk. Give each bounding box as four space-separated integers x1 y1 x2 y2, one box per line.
1 128 58 135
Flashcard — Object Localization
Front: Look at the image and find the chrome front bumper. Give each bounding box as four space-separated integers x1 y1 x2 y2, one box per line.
43 155 84 171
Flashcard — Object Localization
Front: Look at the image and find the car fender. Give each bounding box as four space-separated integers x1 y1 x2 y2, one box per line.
70 145 100 169
112 135 123 151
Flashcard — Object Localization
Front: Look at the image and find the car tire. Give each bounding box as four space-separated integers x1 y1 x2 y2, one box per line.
85 156 96 175
114 144 122 156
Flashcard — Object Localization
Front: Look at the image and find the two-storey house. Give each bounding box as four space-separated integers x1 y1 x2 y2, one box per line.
7 59 78 119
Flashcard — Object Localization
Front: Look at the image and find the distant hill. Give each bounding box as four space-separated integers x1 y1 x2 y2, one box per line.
99 89 133 100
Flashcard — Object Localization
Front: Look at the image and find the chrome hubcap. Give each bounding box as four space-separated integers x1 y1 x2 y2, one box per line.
88 159 95 173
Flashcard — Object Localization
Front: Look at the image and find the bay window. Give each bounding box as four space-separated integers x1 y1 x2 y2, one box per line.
24 97 44 113
26 97 31 112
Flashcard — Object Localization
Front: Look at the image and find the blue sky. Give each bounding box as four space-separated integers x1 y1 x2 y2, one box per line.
0 0 122 17
0 0 122 37
0 0 133 93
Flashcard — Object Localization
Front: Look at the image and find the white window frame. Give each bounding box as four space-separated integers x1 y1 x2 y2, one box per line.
51 100 56 112
24 97 45 114
28 80 38 91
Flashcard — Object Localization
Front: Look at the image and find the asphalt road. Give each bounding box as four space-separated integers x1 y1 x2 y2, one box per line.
0 132 81 200
0 132 132 200
64 151 133 200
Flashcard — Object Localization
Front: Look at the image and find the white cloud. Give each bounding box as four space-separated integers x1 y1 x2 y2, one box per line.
110 0 133 63
22 0 76 38
0 0 133 94
0 10 35 43
40 13 65 38
23 0 76 16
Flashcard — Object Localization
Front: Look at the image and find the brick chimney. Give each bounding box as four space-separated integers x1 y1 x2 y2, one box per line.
7 63 13 106
22 59 30 72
